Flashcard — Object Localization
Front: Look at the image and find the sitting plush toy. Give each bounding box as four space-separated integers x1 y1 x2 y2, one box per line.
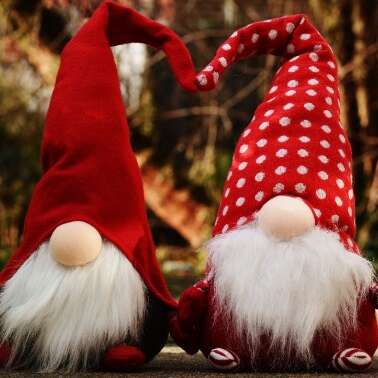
170 14 378 372
0 1 197 372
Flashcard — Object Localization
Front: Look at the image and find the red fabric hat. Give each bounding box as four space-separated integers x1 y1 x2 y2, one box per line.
196 15 358 253
0 1 198 308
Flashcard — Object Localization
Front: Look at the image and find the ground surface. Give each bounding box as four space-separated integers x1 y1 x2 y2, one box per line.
0 347 377 377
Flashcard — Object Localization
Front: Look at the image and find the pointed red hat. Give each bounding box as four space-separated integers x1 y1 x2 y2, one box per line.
0 1 198 308
196 15 358 253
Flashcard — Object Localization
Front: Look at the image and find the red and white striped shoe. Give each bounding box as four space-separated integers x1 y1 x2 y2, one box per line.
331 348 372 372
208 348 240 371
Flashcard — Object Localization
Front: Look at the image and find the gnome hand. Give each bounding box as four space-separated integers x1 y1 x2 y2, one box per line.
368 282 378 309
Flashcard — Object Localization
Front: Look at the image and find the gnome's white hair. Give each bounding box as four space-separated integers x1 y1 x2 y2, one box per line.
0 241 146 372
207 223 374 366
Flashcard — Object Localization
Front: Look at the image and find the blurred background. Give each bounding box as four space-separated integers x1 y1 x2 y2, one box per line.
0 0 377 295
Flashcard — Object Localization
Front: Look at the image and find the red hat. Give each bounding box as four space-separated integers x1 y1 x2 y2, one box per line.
0 1 198 308
196 15 358 253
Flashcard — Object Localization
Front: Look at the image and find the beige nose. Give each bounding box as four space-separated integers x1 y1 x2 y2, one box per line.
257 195 315 241
49 221 102 266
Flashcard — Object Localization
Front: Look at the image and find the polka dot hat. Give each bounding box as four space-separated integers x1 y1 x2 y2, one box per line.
196 14 358 253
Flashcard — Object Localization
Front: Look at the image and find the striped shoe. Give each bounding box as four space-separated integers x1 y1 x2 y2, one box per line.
208 348 240 371
331 348 372 372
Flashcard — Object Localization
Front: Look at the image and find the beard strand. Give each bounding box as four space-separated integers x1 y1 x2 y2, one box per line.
0 241 146 372
207 223 373 366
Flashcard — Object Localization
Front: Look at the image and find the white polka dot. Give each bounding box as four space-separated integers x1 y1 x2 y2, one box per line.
275 148 288 158
321 125 331 134
313 44 322 52
288 65 299 73
318 155 329 164
204 65 214 72
213 71 219 83
337 162 346 172
264 109 274 117
266 96 276 103
320 140 330 148
325 97 333 105
309 52 319 62
222 224 229 233
236 178 246 188
300 33 311 40
227 171 232 180
308 78 319 85
304 102 315 111
326 86 334 94
242 128 251 137
256 155 266 164
327 61 336 69
269 85 278 93
275 166 287 175
222 206 229 216
239 144 249 153
287 43 295 54
273 183 284 193
219 57 228 67
309 66 319 73
259 121 269 130
300 119 312 128
256 139 267 147
314 208 322 218
278 135 289 143
335 196 343 207
298 148 309 157
327 74 335 82
338 149 346 158
331 214 339 223
323 110 332 118
287 80 298 88
197 75 207 86
268 29 278 39
283 103 294 110
306 89 317 96
297 165 308 175
318 171 328 180
255 172 265 182
339 134 346 144
225 188 230 197
230 31 238 38
222 43 231 51
286 22 295 33
279 117 291 126
238 161 248 170
316 188 326 199
251 33 259 43
348 207 352 216
238 44 245 54
347 238 353 247
236 197 245 207
299 136 311 143
237 217 247 226
255 191 264 202
348 189 354 200
295 183 306 193
336 178 344 188
285 89 296 96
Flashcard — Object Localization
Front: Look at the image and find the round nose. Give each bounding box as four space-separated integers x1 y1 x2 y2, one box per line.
257 195 315 241
49 221 102 266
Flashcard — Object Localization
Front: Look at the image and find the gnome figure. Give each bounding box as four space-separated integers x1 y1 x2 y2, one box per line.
0 1 196 372
170 15 378 372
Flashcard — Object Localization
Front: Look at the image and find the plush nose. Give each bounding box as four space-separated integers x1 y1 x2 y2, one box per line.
49 221 102 266
257 195 315 241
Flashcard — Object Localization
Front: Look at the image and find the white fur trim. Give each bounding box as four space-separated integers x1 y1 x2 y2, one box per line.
0 241 146 372
206 224 373 366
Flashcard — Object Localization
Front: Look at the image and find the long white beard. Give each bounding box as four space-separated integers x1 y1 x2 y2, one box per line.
0 241 146 372
207 223 374 365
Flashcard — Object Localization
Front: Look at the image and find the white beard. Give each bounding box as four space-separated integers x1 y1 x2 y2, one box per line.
207 223 374 365
0 241 146 372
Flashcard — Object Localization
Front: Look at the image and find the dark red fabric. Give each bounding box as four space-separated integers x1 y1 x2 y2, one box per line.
195 15 358 254
101 345 146 371
0 1 199 308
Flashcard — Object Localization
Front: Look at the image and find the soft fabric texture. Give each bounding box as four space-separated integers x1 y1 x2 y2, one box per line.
0 0 200 308
0 241 146 371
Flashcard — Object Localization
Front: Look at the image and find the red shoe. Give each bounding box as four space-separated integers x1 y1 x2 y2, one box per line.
331 348 372 372
101 344 146 371
0 344 11 368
